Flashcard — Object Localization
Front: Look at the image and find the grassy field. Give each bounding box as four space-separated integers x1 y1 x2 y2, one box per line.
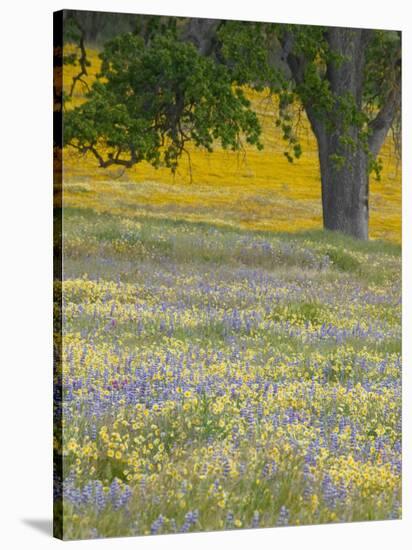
59 47 401 539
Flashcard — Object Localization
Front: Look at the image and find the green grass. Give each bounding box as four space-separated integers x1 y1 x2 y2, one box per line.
63 207 400 278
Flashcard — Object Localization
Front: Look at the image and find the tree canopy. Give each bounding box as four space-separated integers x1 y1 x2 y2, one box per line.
64 30 262 174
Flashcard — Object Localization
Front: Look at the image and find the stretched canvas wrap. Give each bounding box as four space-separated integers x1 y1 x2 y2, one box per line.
53 9 402 540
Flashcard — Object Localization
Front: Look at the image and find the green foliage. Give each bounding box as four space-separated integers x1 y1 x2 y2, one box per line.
63 16 84 53
217 21 280 90
364 30 401 110
132 14 180 44
328 153 346 171
324 247 360 272
64 32 262 171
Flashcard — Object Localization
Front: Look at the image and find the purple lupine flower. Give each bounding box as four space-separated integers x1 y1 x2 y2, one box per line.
252 511 260 528
276 505 289 526
90 424 97 440
109 479 120 510
81 481 93 505
180 510 199 533
95 481 106 512
118 485 132 509
262 460 277 479
150 515 164 535
223 459 231 478
226 511 234 528
322 474 339 509
330 432 339 454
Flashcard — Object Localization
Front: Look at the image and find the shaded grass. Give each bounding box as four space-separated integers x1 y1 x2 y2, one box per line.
63 207 400 286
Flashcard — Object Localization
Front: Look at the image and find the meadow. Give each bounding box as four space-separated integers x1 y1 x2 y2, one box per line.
59 47 402 539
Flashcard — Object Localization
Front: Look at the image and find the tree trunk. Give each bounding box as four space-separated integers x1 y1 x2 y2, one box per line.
317 129 369 240
284 28 373 240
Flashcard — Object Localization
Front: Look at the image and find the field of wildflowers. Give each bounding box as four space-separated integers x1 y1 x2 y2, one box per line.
57 46 401 540
59 209 401 539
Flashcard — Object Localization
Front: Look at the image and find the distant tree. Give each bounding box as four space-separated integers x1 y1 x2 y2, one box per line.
63 15 401 240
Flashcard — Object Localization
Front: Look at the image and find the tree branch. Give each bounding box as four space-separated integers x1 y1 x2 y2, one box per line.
68 16 90 97
279 31 307 86
368 82 401 158
72 143 139 169
182 18 222 56
280 31 327 141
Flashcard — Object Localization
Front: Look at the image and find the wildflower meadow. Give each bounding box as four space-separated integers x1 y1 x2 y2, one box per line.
59 211 401 539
